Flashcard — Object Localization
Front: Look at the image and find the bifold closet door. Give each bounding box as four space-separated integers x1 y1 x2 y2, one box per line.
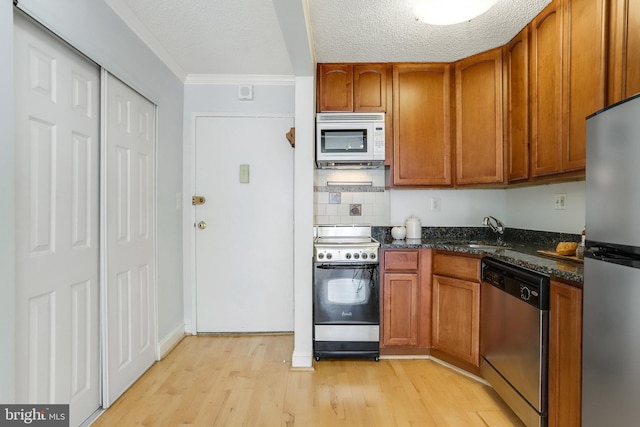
14 12 101 426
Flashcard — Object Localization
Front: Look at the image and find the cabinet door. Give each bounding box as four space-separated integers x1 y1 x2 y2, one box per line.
455 48 505 185
384 250 419 271
608 0 640 105
433 252 480 282
548 280 582 427
431 275 480 366
562 0 606 172
505 27 530 182
393 64 452 186
354 64 387 112
318 64 353 112
382 273 419 347
530 2 563 177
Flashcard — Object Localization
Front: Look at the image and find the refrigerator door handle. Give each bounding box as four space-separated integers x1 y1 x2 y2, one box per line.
585 247 640 269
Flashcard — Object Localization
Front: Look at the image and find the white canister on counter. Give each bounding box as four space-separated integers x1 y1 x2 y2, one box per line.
405 215 422 239
391 226 407 240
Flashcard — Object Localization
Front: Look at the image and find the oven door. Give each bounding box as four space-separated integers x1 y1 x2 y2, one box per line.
313 263 379 325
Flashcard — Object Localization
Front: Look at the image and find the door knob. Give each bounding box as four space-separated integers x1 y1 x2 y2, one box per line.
197 221 207 230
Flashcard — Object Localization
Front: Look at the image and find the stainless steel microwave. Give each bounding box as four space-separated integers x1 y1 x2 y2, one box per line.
316 113 385 169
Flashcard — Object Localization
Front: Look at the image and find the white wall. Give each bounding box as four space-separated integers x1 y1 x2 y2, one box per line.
0 1 15 403
388 182 584 233
390 188 507 228
15 0 185 355
292 76 316 368
182 81 296 332
506 181 585 233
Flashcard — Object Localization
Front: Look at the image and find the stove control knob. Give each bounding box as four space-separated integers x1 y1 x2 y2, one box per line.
353 253 360 259
326 253 333 260
345 253 352 260
361 253 368 260
370 253 376 260
317 253 324 260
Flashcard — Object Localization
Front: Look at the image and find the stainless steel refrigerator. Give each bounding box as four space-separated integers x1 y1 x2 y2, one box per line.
583 93 640 426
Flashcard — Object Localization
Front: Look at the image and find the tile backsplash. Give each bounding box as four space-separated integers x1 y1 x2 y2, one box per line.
314 169 389 225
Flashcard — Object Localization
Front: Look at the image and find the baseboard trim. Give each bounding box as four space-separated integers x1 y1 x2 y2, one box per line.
428 356 489 385
291 350 313 368
158 323 187 359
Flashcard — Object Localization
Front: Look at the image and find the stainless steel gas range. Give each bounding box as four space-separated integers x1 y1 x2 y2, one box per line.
313 225 380 361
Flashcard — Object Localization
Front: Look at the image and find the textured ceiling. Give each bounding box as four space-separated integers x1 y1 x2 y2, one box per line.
106 0 551 81
310 0 551 63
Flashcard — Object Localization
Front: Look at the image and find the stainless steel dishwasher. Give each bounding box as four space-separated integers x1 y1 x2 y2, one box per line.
480 258 550 427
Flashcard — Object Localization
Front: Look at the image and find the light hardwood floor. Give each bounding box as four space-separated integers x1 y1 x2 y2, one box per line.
92 334 523 426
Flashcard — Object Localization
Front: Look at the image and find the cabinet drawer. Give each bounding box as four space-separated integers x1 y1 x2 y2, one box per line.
384 250 419 271
433 253 480 282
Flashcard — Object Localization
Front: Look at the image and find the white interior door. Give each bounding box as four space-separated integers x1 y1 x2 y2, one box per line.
104 73 157 406
14 12 101 426
195 116 294 332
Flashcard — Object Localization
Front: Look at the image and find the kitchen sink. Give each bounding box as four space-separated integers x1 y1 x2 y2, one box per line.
464 243 511 250
443 241 511 250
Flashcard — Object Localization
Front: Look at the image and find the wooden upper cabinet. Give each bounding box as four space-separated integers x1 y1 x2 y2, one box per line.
455 48 504 185
354 64 388 111
317 63 388 112
393 63 453 187
504 27 530 183
530 2 563 177
562 0 606 172
318 64 353 112
530 0 606 177
608 0 640 105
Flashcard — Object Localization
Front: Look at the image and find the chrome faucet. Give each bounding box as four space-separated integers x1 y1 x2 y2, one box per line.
483 216 505 236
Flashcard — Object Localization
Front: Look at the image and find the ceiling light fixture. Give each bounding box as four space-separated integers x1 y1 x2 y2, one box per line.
413 0 499 25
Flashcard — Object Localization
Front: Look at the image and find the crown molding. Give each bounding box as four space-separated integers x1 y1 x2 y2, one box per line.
184 74 296 85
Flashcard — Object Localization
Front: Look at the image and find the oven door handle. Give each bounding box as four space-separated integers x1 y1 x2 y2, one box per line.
315 264 378 270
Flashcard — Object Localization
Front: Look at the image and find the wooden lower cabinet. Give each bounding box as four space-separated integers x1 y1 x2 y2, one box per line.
382 272 419 346
431 252 481 370
548 279 583 427
380 249 432 354
431 274 480 367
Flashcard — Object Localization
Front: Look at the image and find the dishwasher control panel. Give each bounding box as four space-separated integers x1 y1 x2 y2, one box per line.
481 257 550 310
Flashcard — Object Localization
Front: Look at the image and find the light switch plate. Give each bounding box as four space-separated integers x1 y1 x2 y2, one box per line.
239 164 250 183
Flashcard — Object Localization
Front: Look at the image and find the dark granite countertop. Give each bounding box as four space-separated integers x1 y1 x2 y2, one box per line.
373 227 584 284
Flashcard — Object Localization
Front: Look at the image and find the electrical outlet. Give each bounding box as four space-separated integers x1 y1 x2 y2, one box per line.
554 193 567 210
430 197 441 212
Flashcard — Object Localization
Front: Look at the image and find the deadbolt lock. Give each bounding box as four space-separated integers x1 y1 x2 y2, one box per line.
197 221 207 230
192 196 206 205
